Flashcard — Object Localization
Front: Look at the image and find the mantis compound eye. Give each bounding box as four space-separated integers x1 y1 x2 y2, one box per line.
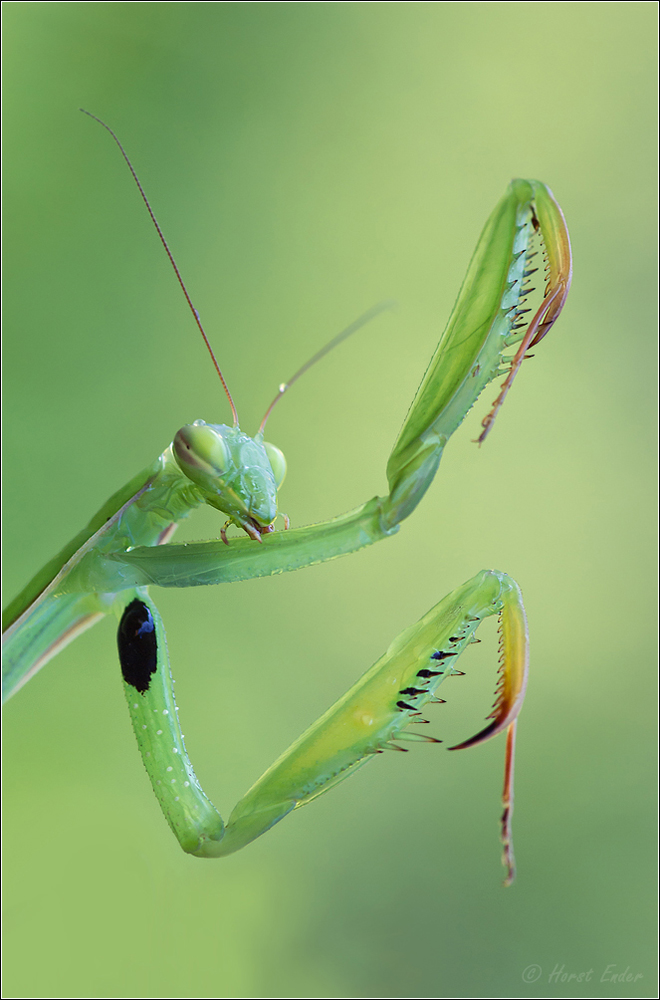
173 422 231 487
263 442 287 489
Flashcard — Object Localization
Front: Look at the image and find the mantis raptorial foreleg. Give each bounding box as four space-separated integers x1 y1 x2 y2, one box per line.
2 116 571 880
117 570 527 883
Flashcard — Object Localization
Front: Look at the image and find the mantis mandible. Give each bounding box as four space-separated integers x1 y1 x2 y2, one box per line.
2 112 572 883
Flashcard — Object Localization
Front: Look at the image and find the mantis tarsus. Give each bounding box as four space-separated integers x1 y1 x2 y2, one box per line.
3 113 572 882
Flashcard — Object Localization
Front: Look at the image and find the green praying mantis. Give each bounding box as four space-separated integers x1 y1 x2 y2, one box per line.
2 113 572 883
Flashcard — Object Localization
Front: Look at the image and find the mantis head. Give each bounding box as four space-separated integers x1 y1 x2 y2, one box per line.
173 421 287 541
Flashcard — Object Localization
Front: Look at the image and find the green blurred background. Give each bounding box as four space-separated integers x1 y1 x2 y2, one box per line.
3 3 656 997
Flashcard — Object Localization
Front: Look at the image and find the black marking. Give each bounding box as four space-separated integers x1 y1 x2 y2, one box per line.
396 700 418 712
399 687 427 697
118 599 158 693
431 650 455 661
417 668 442 678
448 635 463 642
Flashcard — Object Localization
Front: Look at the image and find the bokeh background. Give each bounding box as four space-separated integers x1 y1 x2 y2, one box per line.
3 4 656 998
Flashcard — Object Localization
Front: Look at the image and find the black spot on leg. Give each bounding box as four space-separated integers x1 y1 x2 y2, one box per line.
431 650 455 661
118 599 157 693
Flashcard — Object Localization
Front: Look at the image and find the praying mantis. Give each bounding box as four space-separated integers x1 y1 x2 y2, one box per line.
2 114 572 883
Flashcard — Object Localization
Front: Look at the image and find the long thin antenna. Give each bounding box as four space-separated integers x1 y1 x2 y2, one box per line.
80 109 239 427
258 300 395 434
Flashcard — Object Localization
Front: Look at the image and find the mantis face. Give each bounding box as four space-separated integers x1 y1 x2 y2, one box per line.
173 420 287 540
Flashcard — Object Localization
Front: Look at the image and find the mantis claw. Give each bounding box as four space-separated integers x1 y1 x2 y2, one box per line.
448 577 528 752
477 181 572 445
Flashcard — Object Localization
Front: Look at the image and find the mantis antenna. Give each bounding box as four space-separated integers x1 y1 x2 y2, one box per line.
80 109 239 427
258 300 395 434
